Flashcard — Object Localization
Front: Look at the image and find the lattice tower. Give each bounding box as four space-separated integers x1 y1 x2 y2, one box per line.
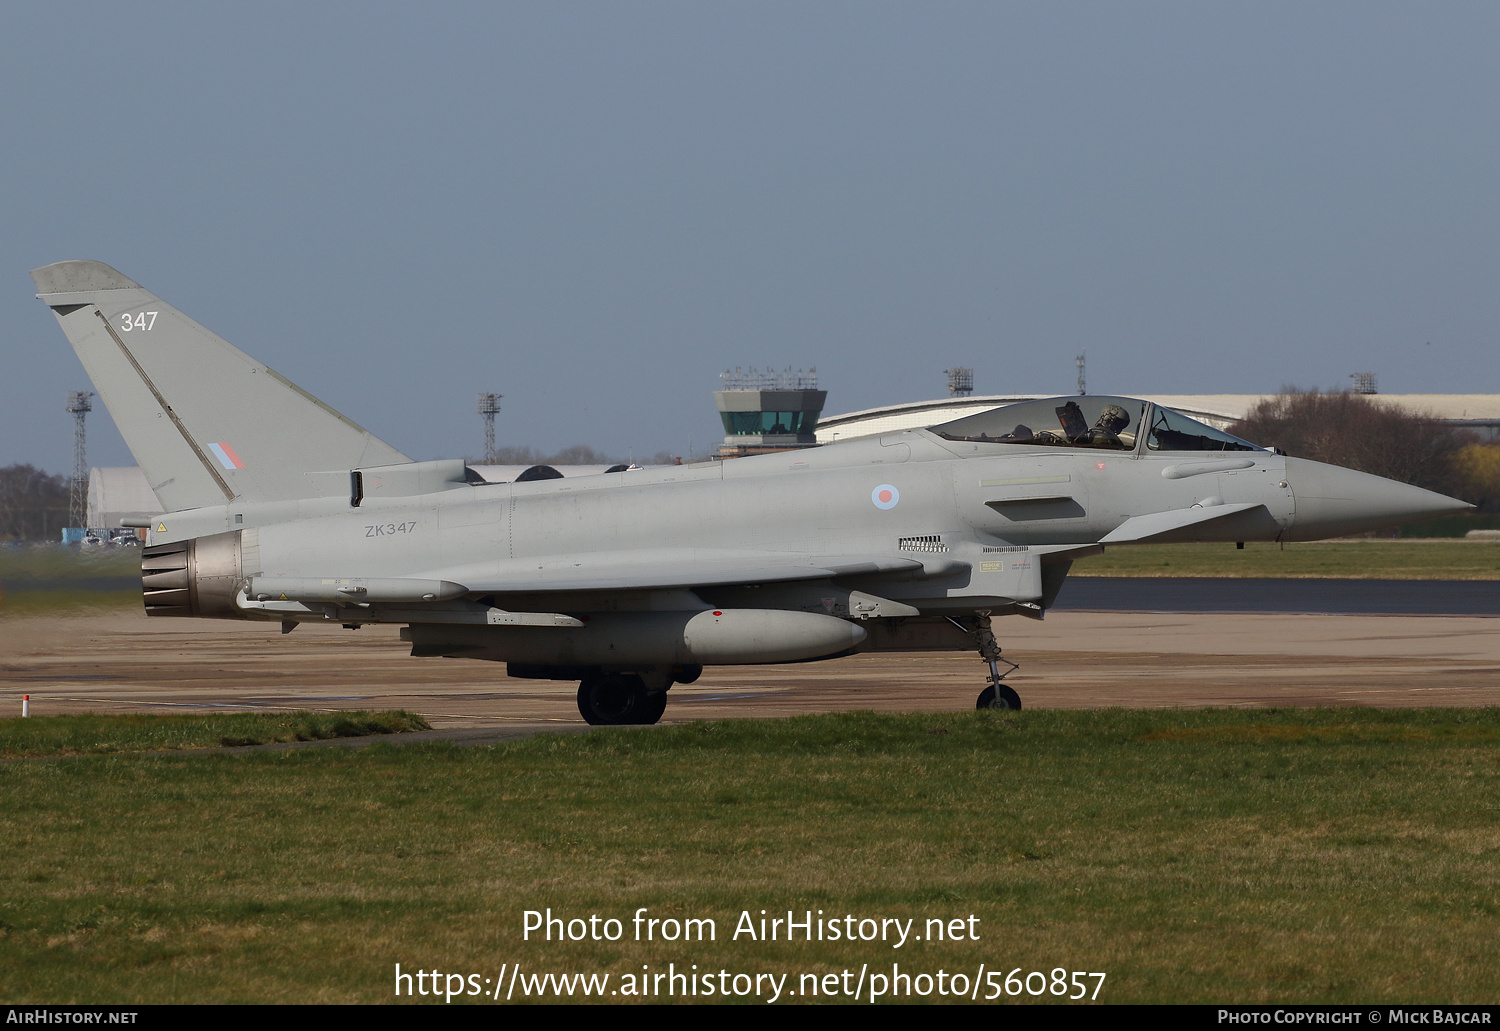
477 392 502 463
944 367 973 397
65 390 93 528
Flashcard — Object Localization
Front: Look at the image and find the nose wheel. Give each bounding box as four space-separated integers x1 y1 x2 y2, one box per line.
976 684 1022 711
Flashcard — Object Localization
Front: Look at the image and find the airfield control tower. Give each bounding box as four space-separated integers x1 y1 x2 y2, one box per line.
715 367 826 459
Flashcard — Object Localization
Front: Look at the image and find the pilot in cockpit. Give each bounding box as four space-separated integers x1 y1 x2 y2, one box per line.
1084 404 1133 448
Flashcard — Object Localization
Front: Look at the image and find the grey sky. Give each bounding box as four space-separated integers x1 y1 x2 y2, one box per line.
4 2 1497 474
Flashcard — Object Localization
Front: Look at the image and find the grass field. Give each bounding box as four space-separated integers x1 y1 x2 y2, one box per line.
0 711 430 758
1073 540 1500 579
2 709 1497 1004
0 546 139 616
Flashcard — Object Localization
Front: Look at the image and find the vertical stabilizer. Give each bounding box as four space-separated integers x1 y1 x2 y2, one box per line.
31 260 410 512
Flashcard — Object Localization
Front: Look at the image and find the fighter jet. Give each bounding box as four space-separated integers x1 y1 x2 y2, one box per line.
31 260 1472 722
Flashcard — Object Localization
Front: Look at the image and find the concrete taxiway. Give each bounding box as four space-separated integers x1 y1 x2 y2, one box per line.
1059 576 1499 614
3 603 1496 734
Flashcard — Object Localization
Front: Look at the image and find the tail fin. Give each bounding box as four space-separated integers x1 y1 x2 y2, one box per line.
32 260 410 512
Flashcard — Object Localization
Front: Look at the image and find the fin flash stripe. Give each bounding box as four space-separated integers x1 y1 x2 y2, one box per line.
208 443 245 470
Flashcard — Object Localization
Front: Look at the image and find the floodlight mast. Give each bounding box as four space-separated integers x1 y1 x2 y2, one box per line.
65 390 93 529
477 392 502 464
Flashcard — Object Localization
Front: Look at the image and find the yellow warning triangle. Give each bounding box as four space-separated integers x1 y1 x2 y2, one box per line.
156 523 167 532
279 593 289 601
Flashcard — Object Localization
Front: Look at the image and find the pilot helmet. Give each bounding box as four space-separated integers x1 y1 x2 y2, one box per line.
1096 404 1130 432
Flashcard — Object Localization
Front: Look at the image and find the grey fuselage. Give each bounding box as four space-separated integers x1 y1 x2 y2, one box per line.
151 422 1290 625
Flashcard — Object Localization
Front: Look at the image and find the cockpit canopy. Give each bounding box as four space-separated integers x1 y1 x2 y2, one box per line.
931 395 1265 453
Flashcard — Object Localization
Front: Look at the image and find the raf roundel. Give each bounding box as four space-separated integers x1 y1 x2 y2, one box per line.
871 484 900 510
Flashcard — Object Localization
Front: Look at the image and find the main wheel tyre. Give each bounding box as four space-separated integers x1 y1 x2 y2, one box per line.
976 685 1022 711
578 674 647 725
639 691 668 725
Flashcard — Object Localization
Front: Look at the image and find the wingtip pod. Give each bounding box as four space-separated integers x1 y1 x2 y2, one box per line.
31 260 142 296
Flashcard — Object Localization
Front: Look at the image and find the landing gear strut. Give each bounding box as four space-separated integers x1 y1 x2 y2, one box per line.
962 612 1022 711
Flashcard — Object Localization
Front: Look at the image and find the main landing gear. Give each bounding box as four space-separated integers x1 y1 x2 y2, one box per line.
577 674 665 725
576 665 700 726
965 613 1022 711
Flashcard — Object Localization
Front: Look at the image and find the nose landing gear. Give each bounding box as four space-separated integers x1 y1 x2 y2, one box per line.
959 612 1022 711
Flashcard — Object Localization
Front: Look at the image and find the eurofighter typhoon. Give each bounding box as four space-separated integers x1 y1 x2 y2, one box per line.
32 261 1471 723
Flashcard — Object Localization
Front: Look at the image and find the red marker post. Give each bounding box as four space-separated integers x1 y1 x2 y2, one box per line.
22 694 29 718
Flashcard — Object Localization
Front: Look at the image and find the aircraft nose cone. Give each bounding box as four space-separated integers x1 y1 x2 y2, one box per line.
1284 457 1473 541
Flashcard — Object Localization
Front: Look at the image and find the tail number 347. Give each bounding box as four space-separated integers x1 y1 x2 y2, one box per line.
119 311 159 331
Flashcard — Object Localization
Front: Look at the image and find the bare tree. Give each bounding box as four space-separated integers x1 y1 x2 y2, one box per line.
1450 443 1500 512
1230 389 1472 498
0 464 71 542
